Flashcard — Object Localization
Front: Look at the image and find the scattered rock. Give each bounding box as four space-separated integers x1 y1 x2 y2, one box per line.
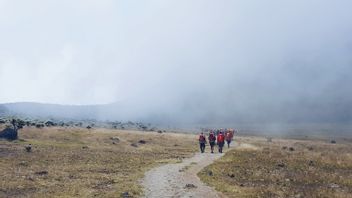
282 146 287 150
207 170 213 176
185 183 197 188
157 130 163 133
174 144 179 147
121 192 131 198
112 141 117 145
240 183 244 187
25 144 32 152
228 173 235 178
82 146 89 149
289 147 295 151
18 161 29 166
308 160 314 166
86 126 92 129
277 162 285 168
27 176 34 181
330 140 336 144
285 178 290 182
308 146 314 151
138 140 146 144
329 183 340 188
130 143 138 147
35 170 48 175
110 137 120 142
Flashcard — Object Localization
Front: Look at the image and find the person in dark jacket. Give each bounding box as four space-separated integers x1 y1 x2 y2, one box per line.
198 132 207 153
208 131 216 153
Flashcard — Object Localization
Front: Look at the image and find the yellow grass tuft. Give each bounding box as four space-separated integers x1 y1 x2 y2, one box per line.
198 136 352 198
0 126 197 197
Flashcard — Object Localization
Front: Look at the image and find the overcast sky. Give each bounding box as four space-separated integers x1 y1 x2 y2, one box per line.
1 1 352 123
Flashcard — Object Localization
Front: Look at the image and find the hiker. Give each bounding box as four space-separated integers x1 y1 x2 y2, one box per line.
198 132 207 153
217 131 225 153
208 130 216 153
225 129 233 148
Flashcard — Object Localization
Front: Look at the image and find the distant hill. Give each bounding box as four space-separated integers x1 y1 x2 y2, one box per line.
1 101 352 137
0 105 8 115
1 100 351 127
0 102 172 123
0 102 107 120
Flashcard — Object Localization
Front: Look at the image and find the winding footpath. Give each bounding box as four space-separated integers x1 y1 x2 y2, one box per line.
141 147 232 198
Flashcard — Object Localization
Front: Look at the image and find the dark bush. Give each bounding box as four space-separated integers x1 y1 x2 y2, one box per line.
36 123 44 128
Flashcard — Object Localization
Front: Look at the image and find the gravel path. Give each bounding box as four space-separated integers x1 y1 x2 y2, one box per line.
141 148 230 198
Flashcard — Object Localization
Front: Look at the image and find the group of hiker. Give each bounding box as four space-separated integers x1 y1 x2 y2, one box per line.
198 128 235 153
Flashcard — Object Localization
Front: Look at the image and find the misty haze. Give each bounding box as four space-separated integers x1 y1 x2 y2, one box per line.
1 1 352 198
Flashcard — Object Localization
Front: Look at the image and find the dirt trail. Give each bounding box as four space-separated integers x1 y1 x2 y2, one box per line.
141 152 225 198
140 142 248 198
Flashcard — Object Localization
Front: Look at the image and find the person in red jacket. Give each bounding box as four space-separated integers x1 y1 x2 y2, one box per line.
208 131 216 153
198 132 207 153
217 131 225 153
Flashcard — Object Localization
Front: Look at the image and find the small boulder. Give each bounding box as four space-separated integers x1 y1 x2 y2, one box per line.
329 183 340 188
289 147 295 151
121 192 131 198
130 143 138 147
277 162 285 168
35 170 48 175
228 173 235 178
308 160 314 166
138 140 146 144
330 140 336 144
185 183 197 188
18 161 29 166
110 137 120 141
25 144 32 152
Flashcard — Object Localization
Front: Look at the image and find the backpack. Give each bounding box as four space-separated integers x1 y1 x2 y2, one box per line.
217 134 224 143
209 134 216 142
199 135 206 143
225 132 232 141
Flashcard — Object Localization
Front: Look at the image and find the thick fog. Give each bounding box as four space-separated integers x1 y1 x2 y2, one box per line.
0 1 352 125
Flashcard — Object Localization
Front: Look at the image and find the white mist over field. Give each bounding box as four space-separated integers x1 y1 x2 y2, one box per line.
0 1 352 125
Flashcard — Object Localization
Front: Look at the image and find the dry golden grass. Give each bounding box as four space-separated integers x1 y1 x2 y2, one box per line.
0 126 197 197
198 136 352 198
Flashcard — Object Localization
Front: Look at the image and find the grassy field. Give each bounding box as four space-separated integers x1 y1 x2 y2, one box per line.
198 136 352 198
0 126 197 197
